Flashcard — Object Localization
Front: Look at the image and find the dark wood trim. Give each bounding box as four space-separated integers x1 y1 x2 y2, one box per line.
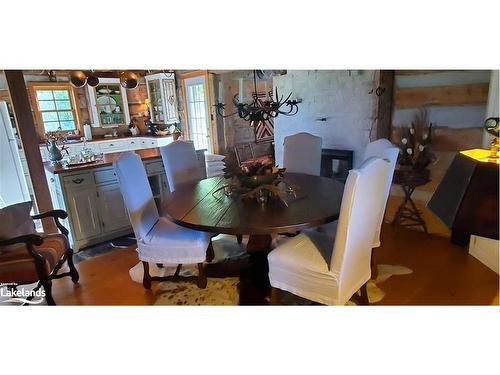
5 70 55 232
375 70 394 140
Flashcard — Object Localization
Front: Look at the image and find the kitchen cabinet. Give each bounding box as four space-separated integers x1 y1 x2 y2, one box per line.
65 181 102 241
96 182 130 233
87 78 131 127
42 138 208 251
38 136 174 162
145 73 179 125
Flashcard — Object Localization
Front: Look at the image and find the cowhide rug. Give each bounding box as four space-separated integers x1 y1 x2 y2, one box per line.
128 234 413 306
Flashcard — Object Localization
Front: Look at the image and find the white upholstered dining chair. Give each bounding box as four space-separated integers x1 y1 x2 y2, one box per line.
319 138 399 247
113 152 213 289
283 132 322 176
268 157 390 305
362 138 399 247
160 140 203 192
161 141 244 245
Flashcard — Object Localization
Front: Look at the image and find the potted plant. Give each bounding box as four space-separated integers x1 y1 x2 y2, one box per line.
172 126 182 141
393 108 436 183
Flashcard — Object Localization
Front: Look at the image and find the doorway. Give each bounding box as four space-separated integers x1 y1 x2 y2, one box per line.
182 72 214 153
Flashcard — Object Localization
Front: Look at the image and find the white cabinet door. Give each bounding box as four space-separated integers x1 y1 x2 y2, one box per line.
66 186 101 240
96 183 130 233
163 78 179 124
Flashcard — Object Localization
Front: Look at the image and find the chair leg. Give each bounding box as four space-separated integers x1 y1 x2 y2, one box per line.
197 263 207 289
359 282 369 305
206 241 215 263
142 261 152 290
174 264 182 277
42 279 56 306
370 250 378 280
237 235 243 244
66 249 79 283
269 287 280 305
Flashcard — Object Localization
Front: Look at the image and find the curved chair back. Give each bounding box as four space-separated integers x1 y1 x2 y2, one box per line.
160 141 202 192
362 139 399 247
330 157 390 304
113 152 159 241
283 132 322 176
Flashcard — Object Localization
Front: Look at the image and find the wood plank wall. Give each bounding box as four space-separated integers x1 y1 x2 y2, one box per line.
389 70 492 202
391 70 490 151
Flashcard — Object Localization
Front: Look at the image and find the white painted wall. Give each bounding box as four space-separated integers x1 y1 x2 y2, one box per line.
273 70 378 168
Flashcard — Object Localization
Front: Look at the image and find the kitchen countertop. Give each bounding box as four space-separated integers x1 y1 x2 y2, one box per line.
44 148 163 175
39 134 173 145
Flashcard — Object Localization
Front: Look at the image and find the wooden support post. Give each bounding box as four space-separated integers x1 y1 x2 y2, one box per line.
5 70 55 232
375 70 395 140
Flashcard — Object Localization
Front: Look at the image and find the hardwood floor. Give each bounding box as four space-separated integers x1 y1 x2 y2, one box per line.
51 220 499 305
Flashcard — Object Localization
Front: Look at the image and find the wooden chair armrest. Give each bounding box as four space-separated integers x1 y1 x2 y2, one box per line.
0 234 47 266
31 209 68 220
31 209 69 236
0 234 44 247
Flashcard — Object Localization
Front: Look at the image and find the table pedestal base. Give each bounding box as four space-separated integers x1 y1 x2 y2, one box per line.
246 234 273 253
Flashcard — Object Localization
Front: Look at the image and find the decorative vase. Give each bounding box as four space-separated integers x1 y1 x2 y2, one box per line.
46 139 65 164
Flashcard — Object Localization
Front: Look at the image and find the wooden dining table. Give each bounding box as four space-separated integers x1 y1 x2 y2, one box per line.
162 173 345 253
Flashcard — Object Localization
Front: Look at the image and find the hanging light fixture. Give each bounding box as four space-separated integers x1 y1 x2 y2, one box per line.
86 72 100 87
214 70 300 126
120 71 139 89
69 70 88 88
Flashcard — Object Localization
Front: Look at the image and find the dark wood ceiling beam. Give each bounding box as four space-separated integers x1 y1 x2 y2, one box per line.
5 70 56 232
375 70 395 139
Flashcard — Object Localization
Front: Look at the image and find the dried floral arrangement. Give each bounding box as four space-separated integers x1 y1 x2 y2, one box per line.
395 109 436 171
213 159 295 205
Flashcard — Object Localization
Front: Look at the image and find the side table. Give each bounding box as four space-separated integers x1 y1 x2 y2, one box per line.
392 168 430 233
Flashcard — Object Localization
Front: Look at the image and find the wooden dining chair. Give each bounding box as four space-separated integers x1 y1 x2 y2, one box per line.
113 152 213 290
283 132 322 176
0 202 79 305
234 142 273 167
268 157 390 305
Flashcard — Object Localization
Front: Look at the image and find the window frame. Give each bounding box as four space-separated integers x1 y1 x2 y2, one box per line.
28 81 81 137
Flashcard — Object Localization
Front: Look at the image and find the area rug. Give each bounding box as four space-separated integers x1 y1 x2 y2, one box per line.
132 234 413 306
152 263 412 306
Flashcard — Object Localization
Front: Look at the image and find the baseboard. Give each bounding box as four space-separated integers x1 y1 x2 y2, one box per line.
469 235 499 274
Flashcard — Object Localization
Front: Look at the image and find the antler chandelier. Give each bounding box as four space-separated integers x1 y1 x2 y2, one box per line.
214 70 300 127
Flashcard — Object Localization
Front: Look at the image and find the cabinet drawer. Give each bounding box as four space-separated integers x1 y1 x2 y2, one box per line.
63 173 93 188
99 140 126 153
128 139 141 149
145 161 165 175
94 168 118 185
141 139 157 149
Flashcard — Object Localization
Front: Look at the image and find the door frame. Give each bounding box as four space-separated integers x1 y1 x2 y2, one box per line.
180 70 219 153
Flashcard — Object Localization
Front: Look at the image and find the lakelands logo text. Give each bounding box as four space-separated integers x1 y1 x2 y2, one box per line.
0 283 46 305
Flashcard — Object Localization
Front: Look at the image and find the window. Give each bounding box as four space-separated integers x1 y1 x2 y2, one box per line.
29 83 80 134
